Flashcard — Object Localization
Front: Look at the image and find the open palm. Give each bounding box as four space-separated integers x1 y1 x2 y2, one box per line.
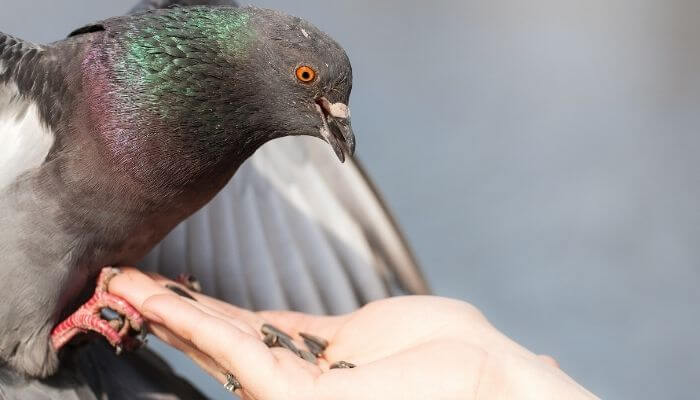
110 268 595 400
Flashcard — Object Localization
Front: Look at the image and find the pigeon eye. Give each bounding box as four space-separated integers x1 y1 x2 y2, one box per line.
295 66 316 83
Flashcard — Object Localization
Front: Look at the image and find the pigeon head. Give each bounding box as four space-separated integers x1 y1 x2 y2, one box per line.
79 6 354 194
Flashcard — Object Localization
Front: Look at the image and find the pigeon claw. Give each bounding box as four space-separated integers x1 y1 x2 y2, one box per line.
50 267 145 353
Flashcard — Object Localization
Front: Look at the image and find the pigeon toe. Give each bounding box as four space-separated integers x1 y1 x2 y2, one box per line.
50 267 144 353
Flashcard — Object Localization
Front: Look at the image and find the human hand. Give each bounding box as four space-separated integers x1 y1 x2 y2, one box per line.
110 268 597 400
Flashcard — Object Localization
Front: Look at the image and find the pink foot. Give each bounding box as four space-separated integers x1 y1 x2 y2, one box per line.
51 267 145 353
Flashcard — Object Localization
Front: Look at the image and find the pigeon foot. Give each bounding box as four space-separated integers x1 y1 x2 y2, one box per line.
50 267 144 353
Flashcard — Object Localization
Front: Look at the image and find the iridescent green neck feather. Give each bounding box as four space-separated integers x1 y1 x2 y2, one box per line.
116 8 254 120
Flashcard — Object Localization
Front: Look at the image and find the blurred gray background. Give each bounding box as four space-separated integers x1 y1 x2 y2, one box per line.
3 1 699 399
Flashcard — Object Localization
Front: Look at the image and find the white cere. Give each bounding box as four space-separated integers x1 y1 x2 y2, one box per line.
329 102 350 119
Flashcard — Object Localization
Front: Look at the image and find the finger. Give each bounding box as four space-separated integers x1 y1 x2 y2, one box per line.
110 269 264 342
108 268 173 309
145 274 341 351
538 354 560 369
148 274 266 329
112 270 323 360
178 295 261 339
152 319 321 399
177 299 327 372
182 295 341 361
141 293 313 394
149 323 222 374
110 269 260 333
149 323 253 397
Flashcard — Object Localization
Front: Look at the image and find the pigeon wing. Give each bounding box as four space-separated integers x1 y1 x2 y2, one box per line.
141 137 430 314
0 33 59 190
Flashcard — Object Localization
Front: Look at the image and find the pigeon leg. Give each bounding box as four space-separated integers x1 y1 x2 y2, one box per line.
50 267 144 353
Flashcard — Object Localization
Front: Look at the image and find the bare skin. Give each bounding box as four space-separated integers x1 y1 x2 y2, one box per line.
110 268 598 400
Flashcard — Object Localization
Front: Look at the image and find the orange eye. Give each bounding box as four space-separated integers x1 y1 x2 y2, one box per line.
295 66 316 83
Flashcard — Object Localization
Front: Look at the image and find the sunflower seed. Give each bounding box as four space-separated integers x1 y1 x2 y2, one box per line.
299 332 328 356
277 335 303 357
330 361 356 369
263 332 278 347
299 350 318 364
261 324 293 341
165 284 197 300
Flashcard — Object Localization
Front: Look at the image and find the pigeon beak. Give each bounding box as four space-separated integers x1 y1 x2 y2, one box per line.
315 97 355 163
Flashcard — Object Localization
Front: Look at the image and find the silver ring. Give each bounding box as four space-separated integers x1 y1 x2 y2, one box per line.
223 372 242 393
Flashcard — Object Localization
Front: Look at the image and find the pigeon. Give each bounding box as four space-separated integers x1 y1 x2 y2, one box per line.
0 4 357 377
0 1 429 398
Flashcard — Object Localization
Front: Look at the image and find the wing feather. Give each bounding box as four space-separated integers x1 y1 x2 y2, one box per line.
185 205 217 293
235 185 290 310
257 182 327 314
156 223 188 280
307 142 430 295
141 137 429 314
0 34 56 190
208 184 253 308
